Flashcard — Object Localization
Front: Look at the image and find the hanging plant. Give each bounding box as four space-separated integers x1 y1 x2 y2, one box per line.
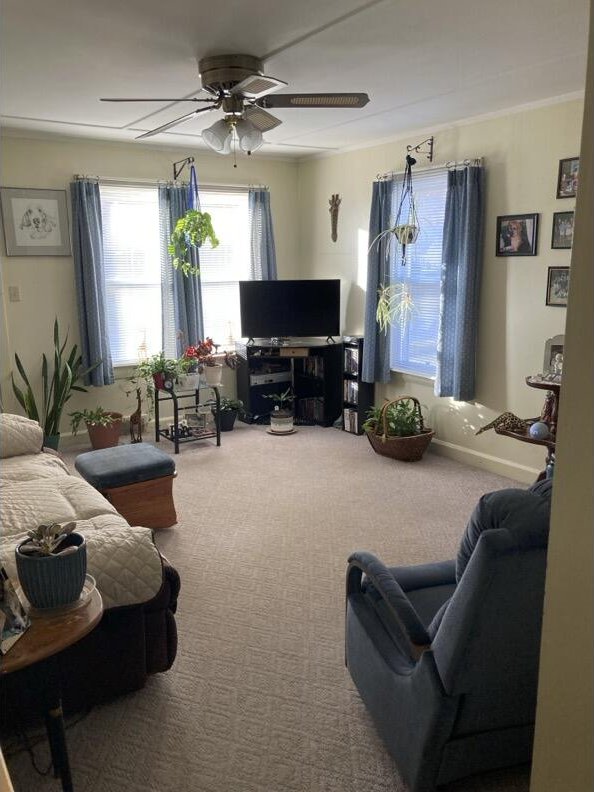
168 210 219 276
369 154 420 266
376 283 416 332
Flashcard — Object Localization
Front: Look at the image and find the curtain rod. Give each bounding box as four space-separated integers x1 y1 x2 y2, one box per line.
375 158 482 181
73 175 268 190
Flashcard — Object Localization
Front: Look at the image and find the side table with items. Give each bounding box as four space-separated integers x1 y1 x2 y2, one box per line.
495 375 561 477
1 586 103 792
155 383 221 454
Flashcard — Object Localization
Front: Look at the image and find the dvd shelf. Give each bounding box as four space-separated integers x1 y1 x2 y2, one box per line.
236 340 342 426
342 336 374 435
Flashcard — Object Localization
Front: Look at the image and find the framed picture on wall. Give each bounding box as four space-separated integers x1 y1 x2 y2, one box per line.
551 211 574 249
0 187 71 256
546 267 570 307
496 213 538 256
556 157 579 198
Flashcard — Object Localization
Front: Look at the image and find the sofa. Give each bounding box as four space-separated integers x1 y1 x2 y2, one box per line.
0 414 180 728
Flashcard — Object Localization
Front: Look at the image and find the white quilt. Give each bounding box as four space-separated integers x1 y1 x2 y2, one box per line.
0 419 165 609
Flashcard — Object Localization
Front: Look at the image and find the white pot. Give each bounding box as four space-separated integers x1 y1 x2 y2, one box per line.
178 373 200 390
203 364 223 387
394 224 419 245
270 413 294 434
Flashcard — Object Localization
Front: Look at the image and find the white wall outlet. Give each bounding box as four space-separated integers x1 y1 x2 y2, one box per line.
8 286 21 302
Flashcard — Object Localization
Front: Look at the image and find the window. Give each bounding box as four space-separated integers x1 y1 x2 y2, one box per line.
101 184 161 366
196 189 250 346
100 184 250 365
389 169 448 378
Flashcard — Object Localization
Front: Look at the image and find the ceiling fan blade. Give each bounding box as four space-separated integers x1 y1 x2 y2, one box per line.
257 93 370 109
230 74 287 100
244 106 282 132
101 97 214 103
135 105 218 139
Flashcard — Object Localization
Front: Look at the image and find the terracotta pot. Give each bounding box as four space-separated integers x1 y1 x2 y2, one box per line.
87 412 122 450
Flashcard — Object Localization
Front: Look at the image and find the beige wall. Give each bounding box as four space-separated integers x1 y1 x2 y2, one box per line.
531 6 593 788
0 134 299 431
298 99 583 481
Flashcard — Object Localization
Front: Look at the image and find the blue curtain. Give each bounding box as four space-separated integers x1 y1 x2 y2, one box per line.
362 179 393 383
158 184 204 356
248 189 277 279
435 166 485 401
70 179 114 386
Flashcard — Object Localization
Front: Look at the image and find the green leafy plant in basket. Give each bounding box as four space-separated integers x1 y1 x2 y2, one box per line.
363 397 433 462
363 399 421 437
168 210 219 276
11 318 101 449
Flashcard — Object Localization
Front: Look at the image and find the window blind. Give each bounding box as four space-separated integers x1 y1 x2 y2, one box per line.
389 169 448 378
100 184 161 366
198 189 250 346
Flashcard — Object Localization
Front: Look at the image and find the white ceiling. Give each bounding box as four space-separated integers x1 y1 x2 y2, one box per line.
1 0 589 159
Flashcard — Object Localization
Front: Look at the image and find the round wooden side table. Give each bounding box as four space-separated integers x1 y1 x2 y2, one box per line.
1 587 103 792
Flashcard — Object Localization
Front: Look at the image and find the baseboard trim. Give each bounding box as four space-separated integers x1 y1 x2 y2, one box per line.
430 438 540 483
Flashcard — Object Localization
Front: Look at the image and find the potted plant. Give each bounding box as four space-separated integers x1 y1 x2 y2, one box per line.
263 388 295 434
363 397 433 462
15 521 87 608
135 352 181 391
70 407 123 449
215 397 244 432
169 210 219 276
11 319 101 450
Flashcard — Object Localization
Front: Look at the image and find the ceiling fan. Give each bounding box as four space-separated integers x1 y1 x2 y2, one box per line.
101 54 369 154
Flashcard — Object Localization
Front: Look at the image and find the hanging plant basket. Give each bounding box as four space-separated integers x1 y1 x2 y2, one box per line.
369 154 420 265
364 397 433 462
168 210 219 276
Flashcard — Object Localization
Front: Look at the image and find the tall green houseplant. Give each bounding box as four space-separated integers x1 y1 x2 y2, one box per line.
11 319 100 448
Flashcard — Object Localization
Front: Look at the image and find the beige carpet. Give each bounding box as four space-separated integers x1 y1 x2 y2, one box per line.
6 425 530 792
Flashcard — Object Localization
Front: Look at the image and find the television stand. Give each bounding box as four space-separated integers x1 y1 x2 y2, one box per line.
236 339 342 426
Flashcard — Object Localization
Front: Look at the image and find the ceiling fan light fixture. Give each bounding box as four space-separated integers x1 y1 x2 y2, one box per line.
235 119 264 153
203 118 233 153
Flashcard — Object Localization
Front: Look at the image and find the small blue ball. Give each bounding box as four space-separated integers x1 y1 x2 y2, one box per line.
529 421 550 440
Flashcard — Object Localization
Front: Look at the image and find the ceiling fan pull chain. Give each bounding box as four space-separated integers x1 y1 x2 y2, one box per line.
188 164 201 210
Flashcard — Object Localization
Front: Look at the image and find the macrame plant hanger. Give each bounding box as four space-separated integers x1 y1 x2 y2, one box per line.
393 153 419 266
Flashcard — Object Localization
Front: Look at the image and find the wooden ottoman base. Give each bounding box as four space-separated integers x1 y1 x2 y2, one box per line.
101 474 177 529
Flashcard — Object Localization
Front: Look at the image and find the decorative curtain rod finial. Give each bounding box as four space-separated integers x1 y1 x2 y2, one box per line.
406 136 434 163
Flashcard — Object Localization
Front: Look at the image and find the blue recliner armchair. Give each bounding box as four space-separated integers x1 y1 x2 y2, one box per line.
345 479 552 791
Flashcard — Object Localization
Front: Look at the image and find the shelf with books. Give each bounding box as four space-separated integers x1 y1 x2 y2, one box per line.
341 336 374 436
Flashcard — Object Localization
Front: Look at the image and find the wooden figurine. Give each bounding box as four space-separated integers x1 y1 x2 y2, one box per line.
129 388 143 443
329 194 341 242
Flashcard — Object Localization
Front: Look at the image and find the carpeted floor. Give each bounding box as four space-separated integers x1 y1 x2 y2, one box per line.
6 425 531 791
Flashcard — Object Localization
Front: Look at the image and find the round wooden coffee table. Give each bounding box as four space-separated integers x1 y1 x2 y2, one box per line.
1 587 103 791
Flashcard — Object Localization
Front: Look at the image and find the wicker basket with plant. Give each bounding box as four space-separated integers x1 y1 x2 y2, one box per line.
363 396 433 462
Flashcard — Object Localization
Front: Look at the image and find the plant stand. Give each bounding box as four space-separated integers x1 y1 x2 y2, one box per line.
155 383 221 454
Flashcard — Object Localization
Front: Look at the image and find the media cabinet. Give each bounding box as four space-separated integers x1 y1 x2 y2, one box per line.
236 340 343 426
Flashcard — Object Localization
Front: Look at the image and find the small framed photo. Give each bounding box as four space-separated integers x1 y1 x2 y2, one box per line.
543 334 564 377
0 187 71 256
551 211 574 249
496 213 538 256
556 157 579 199
546 267 570 307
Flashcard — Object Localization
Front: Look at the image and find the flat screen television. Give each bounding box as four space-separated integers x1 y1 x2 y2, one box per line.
239 279 340 339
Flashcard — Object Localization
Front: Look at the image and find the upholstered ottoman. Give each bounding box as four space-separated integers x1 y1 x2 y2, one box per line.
75 444 177 529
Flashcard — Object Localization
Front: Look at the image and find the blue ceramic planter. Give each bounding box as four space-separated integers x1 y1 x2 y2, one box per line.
15 533 87 608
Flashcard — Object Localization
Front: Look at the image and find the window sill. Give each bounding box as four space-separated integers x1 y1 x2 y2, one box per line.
390 368 436 385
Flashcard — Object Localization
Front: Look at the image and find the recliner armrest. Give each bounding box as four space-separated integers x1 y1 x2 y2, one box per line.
347 551 431 660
